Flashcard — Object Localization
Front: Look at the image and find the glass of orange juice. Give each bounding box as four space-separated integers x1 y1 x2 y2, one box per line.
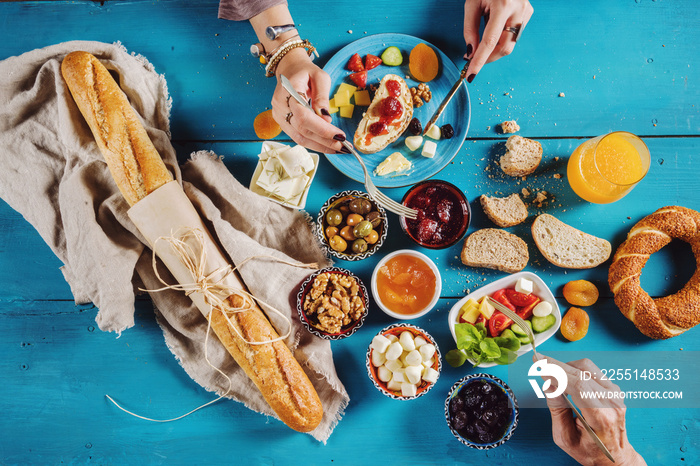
567 131 650 203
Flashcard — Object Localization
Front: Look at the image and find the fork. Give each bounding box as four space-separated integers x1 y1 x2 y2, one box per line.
485 297 616 463
340 140 418 219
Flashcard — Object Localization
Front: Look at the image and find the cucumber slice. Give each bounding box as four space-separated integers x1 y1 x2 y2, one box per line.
511 320 532 337
517 335 532 345
532 314 557 333
381 46 403 66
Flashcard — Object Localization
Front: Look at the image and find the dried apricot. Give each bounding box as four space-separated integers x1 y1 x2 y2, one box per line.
409 43 439 83
253 109 282 139
560 307 590 341
563 280 599 306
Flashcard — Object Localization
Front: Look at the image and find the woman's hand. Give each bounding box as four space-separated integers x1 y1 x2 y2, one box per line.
539 356 647 466
463 0 534 82
272 48 348 154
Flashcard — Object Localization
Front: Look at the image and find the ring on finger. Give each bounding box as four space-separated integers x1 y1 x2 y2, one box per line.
285 111 293 124
504 25 523 42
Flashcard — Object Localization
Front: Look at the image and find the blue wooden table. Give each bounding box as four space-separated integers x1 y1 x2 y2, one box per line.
1 1 699 464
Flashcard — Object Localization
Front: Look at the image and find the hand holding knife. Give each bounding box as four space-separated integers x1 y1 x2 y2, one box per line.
423 59 470 137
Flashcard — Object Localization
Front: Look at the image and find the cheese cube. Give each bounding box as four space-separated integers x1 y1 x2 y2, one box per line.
277 145 314 178
353 89 371 106
401 382 418 397
385 341 404 361
405 365 422 385
421 140 437 158
384 358 404 373
337 82 358 96
371 349 387 367
419 344 436 362
413 336 428 348
399 331 416 351
390 369 406 384
328 98 339 114
371 334 392 353
387 379 402 392
422 367 439 384
377 365 393 383
515 277 534 294
386 334 398 343
404 350 422 367
334 90 351 107
339 104 354 118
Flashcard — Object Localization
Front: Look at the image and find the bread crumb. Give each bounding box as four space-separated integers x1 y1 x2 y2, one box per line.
554 157 559 161
558 92 565 97
521 188 531 197
553 173 562 179
534 191 548 206
500 120 520 134
347 30 353 34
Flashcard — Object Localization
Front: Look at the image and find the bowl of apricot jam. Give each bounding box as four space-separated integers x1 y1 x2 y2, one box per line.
399 180 470 249
371 249 441 320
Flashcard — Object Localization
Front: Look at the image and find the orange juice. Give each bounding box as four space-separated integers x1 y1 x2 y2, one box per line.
567 132 650 203
376 254 437 315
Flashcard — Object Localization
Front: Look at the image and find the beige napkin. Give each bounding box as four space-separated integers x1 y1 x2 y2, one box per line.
0 40 347 442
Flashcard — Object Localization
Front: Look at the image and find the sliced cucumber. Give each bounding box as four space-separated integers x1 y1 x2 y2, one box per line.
511 320 532 337
532 314 557 333
517 334 532 345
381 46 403 66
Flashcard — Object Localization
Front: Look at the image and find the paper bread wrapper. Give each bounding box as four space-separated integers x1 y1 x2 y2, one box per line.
127 180 239 318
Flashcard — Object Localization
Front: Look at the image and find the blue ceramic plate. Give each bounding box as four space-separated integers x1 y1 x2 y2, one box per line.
323 33 471 188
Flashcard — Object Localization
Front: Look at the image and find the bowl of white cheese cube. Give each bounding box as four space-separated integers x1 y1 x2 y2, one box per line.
366 323 441 400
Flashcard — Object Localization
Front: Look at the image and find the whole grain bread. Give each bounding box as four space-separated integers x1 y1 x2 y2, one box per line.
531 214 611 269
460 228 529 273
499 135 542 177
480 193 528 227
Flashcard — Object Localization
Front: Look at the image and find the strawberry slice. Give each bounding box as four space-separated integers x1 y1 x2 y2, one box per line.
346 53 364 72
364 54 382 70
348 70 367 89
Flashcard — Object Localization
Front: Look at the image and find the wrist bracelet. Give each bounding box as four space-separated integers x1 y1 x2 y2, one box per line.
264 38 318 78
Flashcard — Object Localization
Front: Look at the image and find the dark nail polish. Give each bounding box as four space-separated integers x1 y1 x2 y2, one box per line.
467 73 476 83
340 146 351 154
333 134 346 142
466 44 473 58
321 108 331 117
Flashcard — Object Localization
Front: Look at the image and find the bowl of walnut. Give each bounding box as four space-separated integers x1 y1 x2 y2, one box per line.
296 267 369 340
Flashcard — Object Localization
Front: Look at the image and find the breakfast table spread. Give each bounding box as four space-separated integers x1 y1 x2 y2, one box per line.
0 1 698 465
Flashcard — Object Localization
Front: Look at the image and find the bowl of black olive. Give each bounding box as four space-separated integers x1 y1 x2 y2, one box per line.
445 373 519 449
316 190 387 261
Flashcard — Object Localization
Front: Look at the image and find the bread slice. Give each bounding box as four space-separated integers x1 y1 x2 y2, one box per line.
354 74 413 154
532 214 611 269
499 135 542 177
480 193 528 227
461 229 529 273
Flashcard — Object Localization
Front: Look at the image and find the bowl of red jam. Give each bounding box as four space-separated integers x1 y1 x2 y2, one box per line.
399 180 470 249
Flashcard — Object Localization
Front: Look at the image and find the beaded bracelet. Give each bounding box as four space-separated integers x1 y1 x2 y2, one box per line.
264 38 318 77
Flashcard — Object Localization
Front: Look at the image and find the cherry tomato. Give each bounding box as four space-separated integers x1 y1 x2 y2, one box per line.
504 289 539 307
488 312 512 337
516 297 541 320
491 289 516 312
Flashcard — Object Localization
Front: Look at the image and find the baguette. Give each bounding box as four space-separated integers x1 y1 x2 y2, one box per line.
61 51 323 432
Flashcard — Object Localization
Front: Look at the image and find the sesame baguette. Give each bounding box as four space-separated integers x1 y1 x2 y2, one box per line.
61 51 323 432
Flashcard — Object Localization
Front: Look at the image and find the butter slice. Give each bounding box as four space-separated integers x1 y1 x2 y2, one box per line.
374 152 412 176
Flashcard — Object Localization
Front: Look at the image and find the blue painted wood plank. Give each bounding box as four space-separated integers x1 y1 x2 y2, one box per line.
0 0 697 141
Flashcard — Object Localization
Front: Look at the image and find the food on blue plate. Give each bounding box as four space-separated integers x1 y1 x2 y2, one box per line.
364 53 382 70
380 46 403 66
353 74 413 154
409 43 439 83
440 124 454 139
408 117 422 135
401 180 470 249
425 124 441 140
499 135 542 176
346 52 364 72
405 135 423 152
410 83 432 108
560 306 590 341
480 193 528 228
421 140 437 158
461 229 528 273
374 152 411 176
532 214 611 269
349 70 367 89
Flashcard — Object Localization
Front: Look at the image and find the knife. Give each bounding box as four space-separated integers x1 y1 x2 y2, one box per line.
423 59 470 136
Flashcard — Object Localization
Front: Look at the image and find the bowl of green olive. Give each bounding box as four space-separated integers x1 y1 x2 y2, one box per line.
316 190 387 261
